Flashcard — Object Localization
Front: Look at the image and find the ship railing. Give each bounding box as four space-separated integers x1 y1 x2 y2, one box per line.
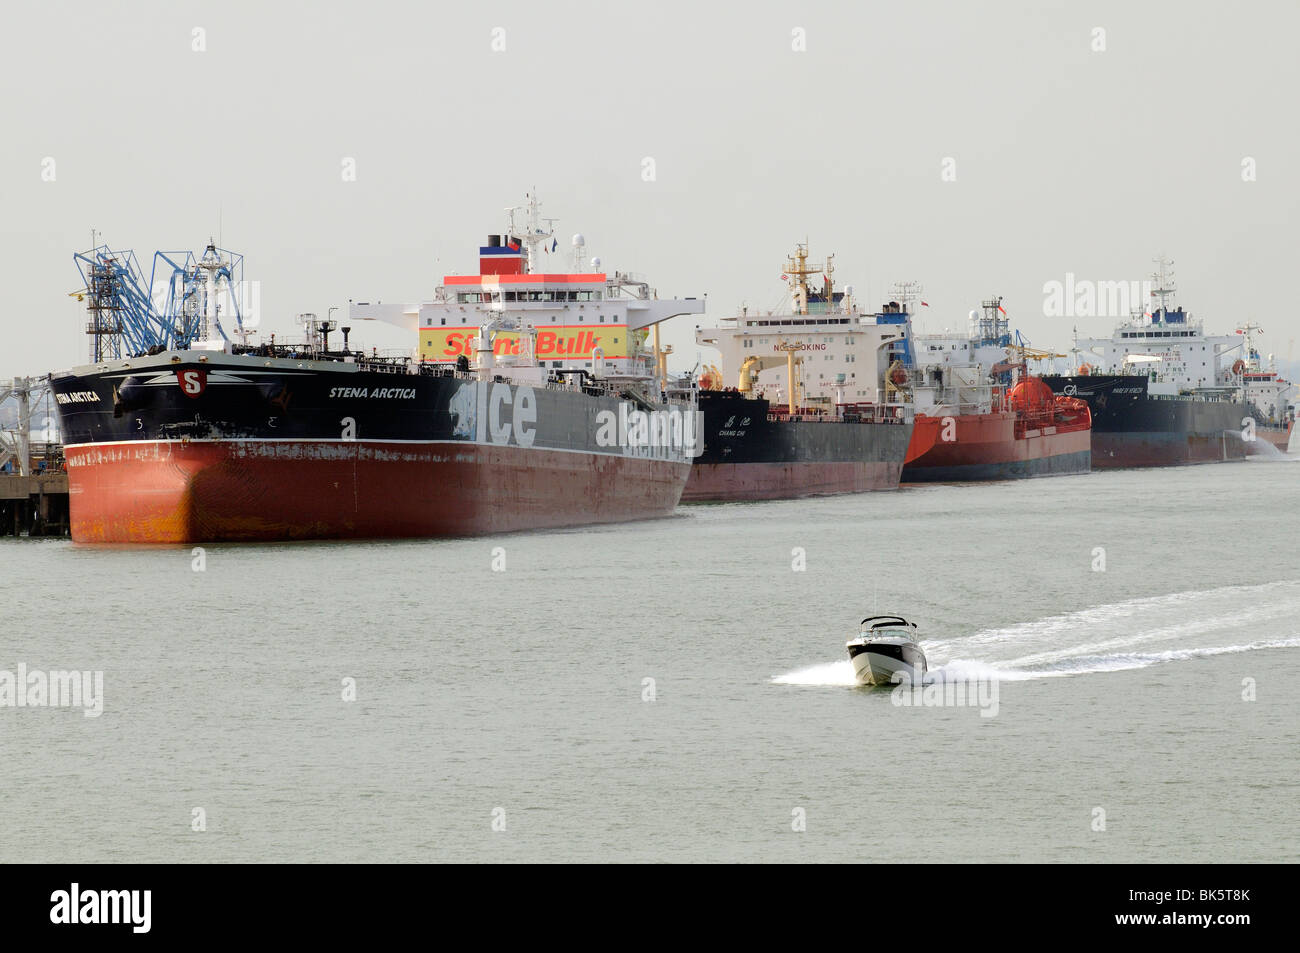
414 361 625 398
1150 392 1236 404
769 404 908 425
230 342 418 372
1013 414 1054 437
353 357 413 375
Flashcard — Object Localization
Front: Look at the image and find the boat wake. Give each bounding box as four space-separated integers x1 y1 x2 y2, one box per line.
774 580 1300 686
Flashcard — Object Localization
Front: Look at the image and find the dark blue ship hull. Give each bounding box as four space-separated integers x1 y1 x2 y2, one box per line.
1041 375 1253 467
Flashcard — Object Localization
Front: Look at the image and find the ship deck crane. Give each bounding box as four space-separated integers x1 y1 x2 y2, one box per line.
1007 344 1068 365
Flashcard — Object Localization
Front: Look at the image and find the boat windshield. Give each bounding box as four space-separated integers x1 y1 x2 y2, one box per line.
858 616 917 639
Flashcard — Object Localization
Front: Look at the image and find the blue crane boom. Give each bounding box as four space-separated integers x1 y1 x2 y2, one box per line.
74 240 246 361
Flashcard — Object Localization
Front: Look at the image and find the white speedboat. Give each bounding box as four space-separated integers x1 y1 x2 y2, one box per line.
846 616 927 686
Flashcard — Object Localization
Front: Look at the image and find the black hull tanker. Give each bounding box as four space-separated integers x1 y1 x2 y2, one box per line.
51 352 697 542
682 390 912 501
1051 259 1282 468
1041 374 1253 468
53 196 706 543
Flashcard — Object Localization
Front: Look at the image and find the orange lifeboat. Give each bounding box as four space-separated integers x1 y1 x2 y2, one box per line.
1077 362 1093 376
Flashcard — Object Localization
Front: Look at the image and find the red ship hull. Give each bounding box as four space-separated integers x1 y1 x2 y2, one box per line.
902 412 1091 481
1253 422 1293 452
65 440 690 543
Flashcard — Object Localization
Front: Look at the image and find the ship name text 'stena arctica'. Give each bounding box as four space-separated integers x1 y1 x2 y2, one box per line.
50 195 705 542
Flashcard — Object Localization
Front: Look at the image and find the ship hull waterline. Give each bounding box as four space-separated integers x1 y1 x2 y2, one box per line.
50 352 697 544
682 459 904 502
65 439 690 543
681 390 914 502
1043 374 1256 469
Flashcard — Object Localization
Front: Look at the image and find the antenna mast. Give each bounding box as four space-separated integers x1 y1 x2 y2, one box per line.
1150 255 1176 316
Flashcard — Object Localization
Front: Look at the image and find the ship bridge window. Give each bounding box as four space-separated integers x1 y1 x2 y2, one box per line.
440 318 446 325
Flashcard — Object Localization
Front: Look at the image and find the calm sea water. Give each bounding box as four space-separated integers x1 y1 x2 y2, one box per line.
3 458 1298 863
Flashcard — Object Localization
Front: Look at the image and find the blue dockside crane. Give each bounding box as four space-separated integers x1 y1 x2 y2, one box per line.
72 240 246 362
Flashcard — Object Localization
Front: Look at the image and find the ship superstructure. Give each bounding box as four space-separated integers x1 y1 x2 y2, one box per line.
911 295 1015 378
1043 258 1268 467
354 195 699 384
1236 324 1295 448
683 243 914 500
695 243 912 411
1069 260 1249 394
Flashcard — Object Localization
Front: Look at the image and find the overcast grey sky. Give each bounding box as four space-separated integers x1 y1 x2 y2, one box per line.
3 0 1298 380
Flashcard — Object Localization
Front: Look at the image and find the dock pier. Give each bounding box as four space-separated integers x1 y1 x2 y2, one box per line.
1 472 70 537
2 376 70 537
